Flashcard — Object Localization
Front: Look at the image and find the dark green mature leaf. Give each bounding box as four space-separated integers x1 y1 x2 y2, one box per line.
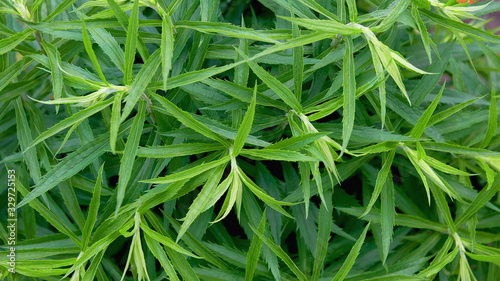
115 100 146 215
342 35 356 155
18 119 133 208
233 86 257 156
121 49 161 122
331 222 371 281
420 9 500 43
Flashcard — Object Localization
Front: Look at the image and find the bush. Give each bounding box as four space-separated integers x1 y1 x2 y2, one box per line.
1 0 500 280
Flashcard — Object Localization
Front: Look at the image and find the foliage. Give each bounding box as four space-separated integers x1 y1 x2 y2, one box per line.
1 0 500 280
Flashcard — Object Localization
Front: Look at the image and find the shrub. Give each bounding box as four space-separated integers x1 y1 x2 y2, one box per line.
1 0 500 280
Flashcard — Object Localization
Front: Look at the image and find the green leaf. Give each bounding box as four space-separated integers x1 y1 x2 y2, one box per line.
123 0 139 85
455 173 500 226
249 224 308 281
176 21 280 43
151 92 230 147
137 143 224 158
420 9 500 43
371 0 410 33
141 156 230 184
0 58 26 93
17 118 133 208
115 100 146 215
278 17 362 35
110 91 123 154
245 211 266 281
331 222 371 281
81 16 107 84
81 164 104 251
312 189 332 281
341 35 356 155
235 48 302 112
140 222 200 258
88 28 125 72
143 234 180 281
28 98 114 149
240 149 318 162
233 85 257 156
361 148 397 217
410 82 445 139
176 164 227 242
161 14 174 91
479 86 497 148
14 98 41 184
380 171 395 264
40 40 63 110
121 49 161 122
0 29 33 55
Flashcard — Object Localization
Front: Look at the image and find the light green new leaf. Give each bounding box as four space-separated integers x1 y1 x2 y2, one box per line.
233 86 257 156
466 252 500 266
331 222 371 281
141 156 230 184
238 167 296 215
115 100 146 215
140 222 200 258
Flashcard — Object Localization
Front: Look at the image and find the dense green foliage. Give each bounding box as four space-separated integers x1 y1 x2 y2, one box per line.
1 0 500 280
